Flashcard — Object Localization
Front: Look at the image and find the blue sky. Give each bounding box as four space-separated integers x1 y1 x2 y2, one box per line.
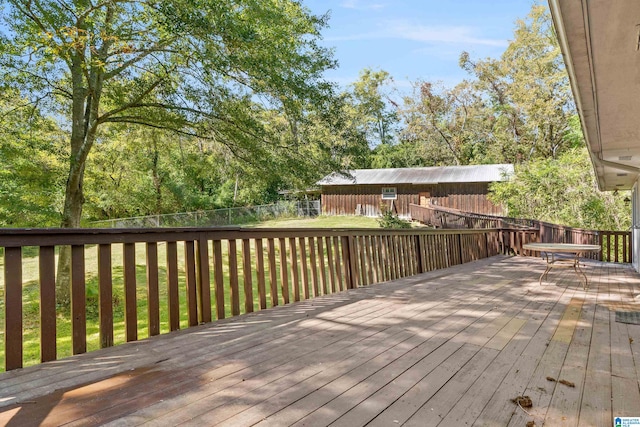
304 0 536 91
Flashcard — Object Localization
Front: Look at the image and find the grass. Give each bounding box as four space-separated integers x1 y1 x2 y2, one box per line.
0 214 421 370
252 215 381 228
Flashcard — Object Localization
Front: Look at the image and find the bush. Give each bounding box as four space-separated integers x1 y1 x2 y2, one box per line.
378 210 412 229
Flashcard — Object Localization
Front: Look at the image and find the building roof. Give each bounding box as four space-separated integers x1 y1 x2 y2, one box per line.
317 164 514 186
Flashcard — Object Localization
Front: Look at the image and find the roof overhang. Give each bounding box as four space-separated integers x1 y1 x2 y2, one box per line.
549 0 640 190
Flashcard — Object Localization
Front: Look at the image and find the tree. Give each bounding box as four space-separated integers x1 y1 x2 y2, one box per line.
459 4 575 162
400 80 491 166
348 68 399 148
0 90 66 227
1 0 337 227
489 145 630 230
1 0 338 304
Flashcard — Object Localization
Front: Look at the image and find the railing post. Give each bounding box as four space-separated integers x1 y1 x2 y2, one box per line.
598 232 604 261
5 247 23 371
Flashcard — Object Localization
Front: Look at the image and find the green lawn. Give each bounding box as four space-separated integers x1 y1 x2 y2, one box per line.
251 215 381 228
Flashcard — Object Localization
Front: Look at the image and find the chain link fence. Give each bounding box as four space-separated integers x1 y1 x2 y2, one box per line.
89 200 321 228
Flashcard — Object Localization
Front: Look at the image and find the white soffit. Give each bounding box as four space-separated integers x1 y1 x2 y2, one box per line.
549 0 640 190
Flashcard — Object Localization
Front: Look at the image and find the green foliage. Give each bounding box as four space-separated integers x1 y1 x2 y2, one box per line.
378 210 412 229
459 4 574 162
489 146 630 230
348 68 399 147
1 0 340 227
400 80 491 166
0 91 66 227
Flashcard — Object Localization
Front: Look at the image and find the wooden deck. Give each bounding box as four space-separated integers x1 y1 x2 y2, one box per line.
1 255 640 426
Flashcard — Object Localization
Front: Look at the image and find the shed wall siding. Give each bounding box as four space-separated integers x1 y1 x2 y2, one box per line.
321 183 502 217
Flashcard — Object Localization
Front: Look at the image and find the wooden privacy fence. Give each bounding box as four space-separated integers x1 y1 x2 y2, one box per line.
0 227 512 372
410 204 632 263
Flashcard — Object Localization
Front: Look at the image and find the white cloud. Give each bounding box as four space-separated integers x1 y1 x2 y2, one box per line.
387 20 508 47
340 0 386 10
325 19 508 47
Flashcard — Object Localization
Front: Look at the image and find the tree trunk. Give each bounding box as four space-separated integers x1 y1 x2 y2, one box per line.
55 4 112 307
55 156 86 307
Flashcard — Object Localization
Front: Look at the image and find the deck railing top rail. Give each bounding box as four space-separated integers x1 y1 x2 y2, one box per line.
0 226 502 247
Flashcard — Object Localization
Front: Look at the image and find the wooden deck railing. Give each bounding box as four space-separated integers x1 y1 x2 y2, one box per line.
409 204 536 229
1 227 518 372
409 204 632 263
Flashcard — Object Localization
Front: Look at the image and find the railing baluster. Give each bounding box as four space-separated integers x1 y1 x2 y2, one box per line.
333 236 343 290
98 244 114 347
185 241 198 326
242 239 254 313
228 239 240 316
213 240 225 319
167 241 180 330
289 237 300 301
197 237 212 323
267 238 278 306
300 237 310 299
368 236 378 284
359 236 368 284
5 247 23 370
123 243 137 342
279 238 290 304
341 235 353 289
317 237 327 294
39 246 56 362
325 236 336 293
255 238 267 309
146 242 160 337
71 244 87 353
309 237 320 296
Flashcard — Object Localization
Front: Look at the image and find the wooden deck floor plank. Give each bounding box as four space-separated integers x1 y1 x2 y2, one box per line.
249 287 522 426
104 272 505 426
74 325 415 427
0 294 389 397
1 257 639 427
402 346 500 427
327 340 470 427
176 330 429 427
410 280 561 427
231 276 526 427
101 326 415 427
185 279 518 427
541 285 596 427
354 294 542 427
58 297 425 427
505 272 583 426
475 284 579 426
0 300 390 406
328 282 533 427
363 344 480 427
577 265 613 427
608 264 640 418
438 310 547 425
37 321 395 427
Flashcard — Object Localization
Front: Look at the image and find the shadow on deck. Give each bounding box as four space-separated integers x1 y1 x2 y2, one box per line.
1 255 639 426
